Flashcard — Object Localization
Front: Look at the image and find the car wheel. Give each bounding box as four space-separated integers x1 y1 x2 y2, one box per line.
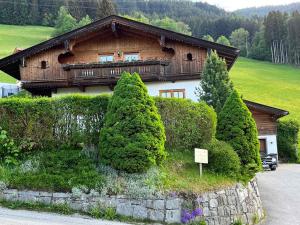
270 165 277 171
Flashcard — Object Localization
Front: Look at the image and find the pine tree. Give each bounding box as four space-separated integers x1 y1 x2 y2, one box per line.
195 51 233 113
99 72 166 173
96 0 116 19
217 90 261 170
52 6 77 37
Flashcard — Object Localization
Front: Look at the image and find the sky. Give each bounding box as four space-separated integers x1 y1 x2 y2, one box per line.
200 0 299 11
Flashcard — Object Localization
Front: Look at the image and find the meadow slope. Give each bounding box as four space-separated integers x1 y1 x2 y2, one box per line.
0 24 299 125
0 24 54 83
230 57 300 124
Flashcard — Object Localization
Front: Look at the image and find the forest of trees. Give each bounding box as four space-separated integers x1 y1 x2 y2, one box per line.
0 0 299 65
0 0 116 26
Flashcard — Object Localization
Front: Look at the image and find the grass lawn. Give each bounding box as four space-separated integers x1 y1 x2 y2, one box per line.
0 24 54 83
230 57 300 150
230 57 300 123
162 150 236 193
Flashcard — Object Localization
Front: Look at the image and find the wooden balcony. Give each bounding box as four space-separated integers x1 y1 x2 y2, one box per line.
63 60 171 86
21 60 201 89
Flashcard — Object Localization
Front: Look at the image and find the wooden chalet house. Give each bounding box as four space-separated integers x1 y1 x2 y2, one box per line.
0 15 239 98
0 15 288 157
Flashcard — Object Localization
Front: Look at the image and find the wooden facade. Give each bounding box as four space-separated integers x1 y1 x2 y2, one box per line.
250 108 278 135
0 16 239 95
20 31 207 91
245 100 289 136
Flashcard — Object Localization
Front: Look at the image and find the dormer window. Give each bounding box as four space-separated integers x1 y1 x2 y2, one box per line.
124 53 139 62
187 53 193 61
41 61 47 69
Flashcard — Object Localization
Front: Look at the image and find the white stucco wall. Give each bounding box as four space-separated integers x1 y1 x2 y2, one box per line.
0 83 20 98
258 135 278 155
52 80 200 100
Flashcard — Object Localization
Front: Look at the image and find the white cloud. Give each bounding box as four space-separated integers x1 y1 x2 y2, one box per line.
199 0 299 11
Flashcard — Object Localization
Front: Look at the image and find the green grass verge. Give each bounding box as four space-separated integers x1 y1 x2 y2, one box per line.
0 24 54 83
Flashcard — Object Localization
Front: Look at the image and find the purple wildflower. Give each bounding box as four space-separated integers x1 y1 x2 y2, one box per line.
181 210 193 224
192 208 203 217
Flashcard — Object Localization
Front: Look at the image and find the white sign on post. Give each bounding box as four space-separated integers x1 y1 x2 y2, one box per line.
195 148 208 176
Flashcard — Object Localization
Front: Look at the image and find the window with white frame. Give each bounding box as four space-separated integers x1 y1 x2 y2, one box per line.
99 54 114 63
159 89 185 98
124 53 139 62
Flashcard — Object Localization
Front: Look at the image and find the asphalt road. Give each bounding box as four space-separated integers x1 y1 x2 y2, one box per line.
257 164 300 225
0 207 133 225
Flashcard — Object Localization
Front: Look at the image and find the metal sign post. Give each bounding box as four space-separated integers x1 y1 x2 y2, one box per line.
194 148 208 177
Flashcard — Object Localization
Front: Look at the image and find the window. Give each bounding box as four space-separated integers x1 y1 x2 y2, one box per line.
41 61 47 69
187 53 193 61
124 53 139 62
159 89 185 98
99 54 114 63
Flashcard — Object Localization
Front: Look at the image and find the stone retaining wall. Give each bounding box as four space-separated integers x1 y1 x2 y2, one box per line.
0 179 264 225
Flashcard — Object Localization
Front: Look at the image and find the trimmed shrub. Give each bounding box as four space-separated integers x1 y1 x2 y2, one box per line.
217 90 261 172
0 95 110 151
277 120 299 162
155 98 217 151
204 139 241 178
99 72 166 173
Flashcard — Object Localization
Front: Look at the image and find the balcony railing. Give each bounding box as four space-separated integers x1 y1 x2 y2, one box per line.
63 60 171 85
22 60 202 89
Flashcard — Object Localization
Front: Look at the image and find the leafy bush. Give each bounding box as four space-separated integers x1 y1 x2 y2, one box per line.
99 72 166 173
88 205 117 220
0 127 20 165
155 98 216 151
7 149 104 192
217 90 261 174
277 120 299 162
0 95 109 151
204 140 241 178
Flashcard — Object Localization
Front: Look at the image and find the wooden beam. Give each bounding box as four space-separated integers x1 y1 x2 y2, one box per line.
159 35 166 47
111 21 118 38
64 40 76 52
21 57 26 67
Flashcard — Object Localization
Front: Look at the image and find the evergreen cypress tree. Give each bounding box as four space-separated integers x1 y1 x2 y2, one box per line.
217 90 261 170
196 51 233 113
99 72 166 173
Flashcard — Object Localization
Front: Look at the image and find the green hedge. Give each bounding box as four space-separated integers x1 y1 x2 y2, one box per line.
0 95 110 151
155 97 217 151
278 120 299 162
0 95 216 153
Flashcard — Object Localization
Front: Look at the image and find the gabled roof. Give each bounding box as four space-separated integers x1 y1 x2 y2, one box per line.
244 100 289 119
0 15 240 80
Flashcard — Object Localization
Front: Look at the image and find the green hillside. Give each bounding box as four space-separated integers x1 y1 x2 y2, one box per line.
230 57 300 123
0 24 299 126
0 24 54 83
